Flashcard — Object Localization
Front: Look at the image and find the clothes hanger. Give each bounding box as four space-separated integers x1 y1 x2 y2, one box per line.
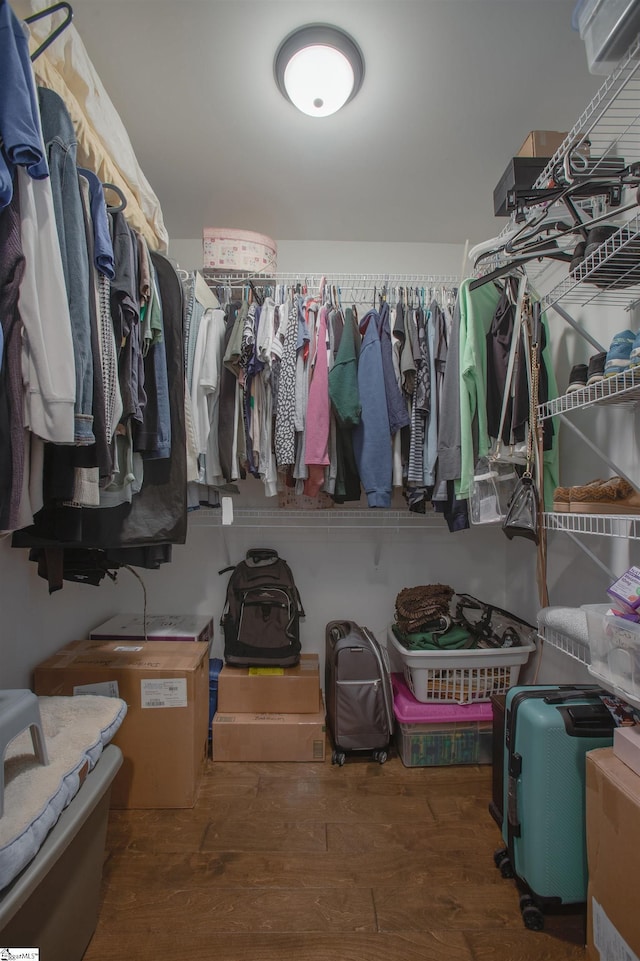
470 170 640 289
26 2 73 61
102 182 127 213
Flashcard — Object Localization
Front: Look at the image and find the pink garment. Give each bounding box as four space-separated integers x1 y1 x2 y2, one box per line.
304 304 330 497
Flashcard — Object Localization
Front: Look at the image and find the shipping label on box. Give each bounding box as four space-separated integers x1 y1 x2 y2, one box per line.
141 678 188 708
73 680 120 698
592 897 640 961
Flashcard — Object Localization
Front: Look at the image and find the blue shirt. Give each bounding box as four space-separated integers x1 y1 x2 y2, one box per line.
353 309 393 508
0 0 49 208
78 167 116 279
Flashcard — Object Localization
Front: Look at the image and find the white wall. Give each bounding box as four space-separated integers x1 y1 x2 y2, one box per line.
169 239 467 277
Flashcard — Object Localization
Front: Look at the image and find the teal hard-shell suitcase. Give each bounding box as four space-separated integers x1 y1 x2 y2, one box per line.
495 685 615 930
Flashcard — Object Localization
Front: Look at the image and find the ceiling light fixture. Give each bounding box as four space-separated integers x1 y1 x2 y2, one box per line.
274 24 365 118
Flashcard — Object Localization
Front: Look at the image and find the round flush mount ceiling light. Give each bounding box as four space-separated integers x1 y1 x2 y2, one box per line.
274 24 365 118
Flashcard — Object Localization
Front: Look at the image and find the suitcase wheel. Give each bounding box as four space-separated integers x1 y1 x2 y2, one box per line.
331 750 346 766
372 750 388 765
519 895 544 931
493 848 514 879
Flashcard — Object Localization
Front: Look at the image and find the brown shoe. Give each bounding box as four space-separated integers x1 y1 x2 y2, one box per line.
552 478 603 513
570 476 640 514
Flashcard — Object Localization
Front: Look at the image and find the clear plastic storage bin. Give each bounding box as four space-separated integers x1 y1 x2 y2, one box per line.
583 603 640 705
392 674 493 767
573 0 640 75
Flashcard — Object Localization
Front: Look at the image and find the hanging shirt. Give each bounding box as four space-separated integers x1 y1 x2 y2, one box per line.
17 164 76 446
305 304 331 496
353 309 392 508
76 166 115 279
274 298 299 468
0 1 49 208
39 86 95 445
0 179 25 531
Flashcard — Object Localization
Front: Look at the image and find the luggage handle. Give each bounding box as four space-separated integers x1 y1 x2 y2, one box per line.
543 687 607 705
507 773 521 837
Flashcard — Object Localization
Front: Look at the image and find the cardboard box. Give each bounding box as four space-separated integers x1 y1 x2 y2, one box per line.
212 701 326 762
613 725 640 778
217 653 320 714
33 640 210 809
90 613 214 645
586 747 640 961
517 129 567 158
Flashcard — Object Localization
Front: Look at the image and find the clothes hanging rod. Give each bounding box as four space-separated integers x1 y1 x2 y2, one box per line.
203 271 460 288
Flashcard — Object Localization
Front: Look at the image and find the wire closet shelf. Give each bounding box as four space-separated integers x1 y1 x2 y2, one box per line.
203 271 461 300
538 367 640 419
189 507 450 529
543 511 640 541
473 36 640 301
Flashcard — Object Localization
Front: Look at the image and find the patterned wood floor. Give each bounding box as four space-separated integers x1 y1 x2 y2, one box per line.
84 748 586 961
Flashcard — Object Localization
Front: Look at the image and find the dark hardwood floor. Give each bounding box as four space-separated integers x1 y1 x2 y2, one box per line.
84 745 586 961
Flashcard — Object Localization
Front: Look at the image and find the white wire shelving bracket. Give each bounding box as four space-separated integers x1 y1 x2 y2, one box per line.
537 627 591 665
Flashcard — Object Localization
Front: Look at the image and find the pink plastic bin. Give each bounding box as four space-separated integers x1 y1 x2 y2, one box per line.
391 674 493 766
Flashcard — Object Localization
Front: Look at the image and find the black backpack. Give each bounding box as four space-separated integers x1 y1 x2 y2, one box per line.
219 549 304 666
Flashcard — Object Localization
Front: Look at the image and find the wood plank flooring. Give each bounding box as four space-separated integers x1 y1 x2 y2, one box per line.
83 746 587 961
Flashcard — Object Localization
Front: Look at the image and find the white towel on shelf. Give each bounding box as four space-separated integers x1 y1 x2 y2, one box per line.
537 606 589 646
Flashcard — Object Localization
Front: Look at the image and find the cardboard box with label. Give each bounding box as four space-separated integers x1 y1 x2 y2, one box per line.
90 613 214 645
217 653 321 714
33 640 210 809
586 747 640 961
517 129 567 157
212 699 326 763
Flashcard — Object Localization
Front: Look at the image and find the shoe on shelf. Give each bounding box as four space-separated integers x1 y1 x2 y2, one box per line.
570 476 640 514
586 350 607 384
604 329 635 378
566 364 588 393
583 224 619 262
629 329 640 369
569 241 586 274
552 478 604 513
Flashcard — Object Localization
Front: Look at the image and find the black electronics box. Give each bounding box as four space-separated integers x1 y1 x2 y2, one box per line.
493 156 550 217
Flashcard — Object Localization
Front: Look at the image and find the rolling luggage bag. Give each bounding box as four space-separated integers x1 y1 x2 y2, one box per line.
494 684 615 931
325 621 394 766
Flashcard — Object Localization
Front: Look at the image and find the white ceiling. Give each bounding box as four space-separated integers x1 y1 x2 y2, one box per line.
66 0 603 250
